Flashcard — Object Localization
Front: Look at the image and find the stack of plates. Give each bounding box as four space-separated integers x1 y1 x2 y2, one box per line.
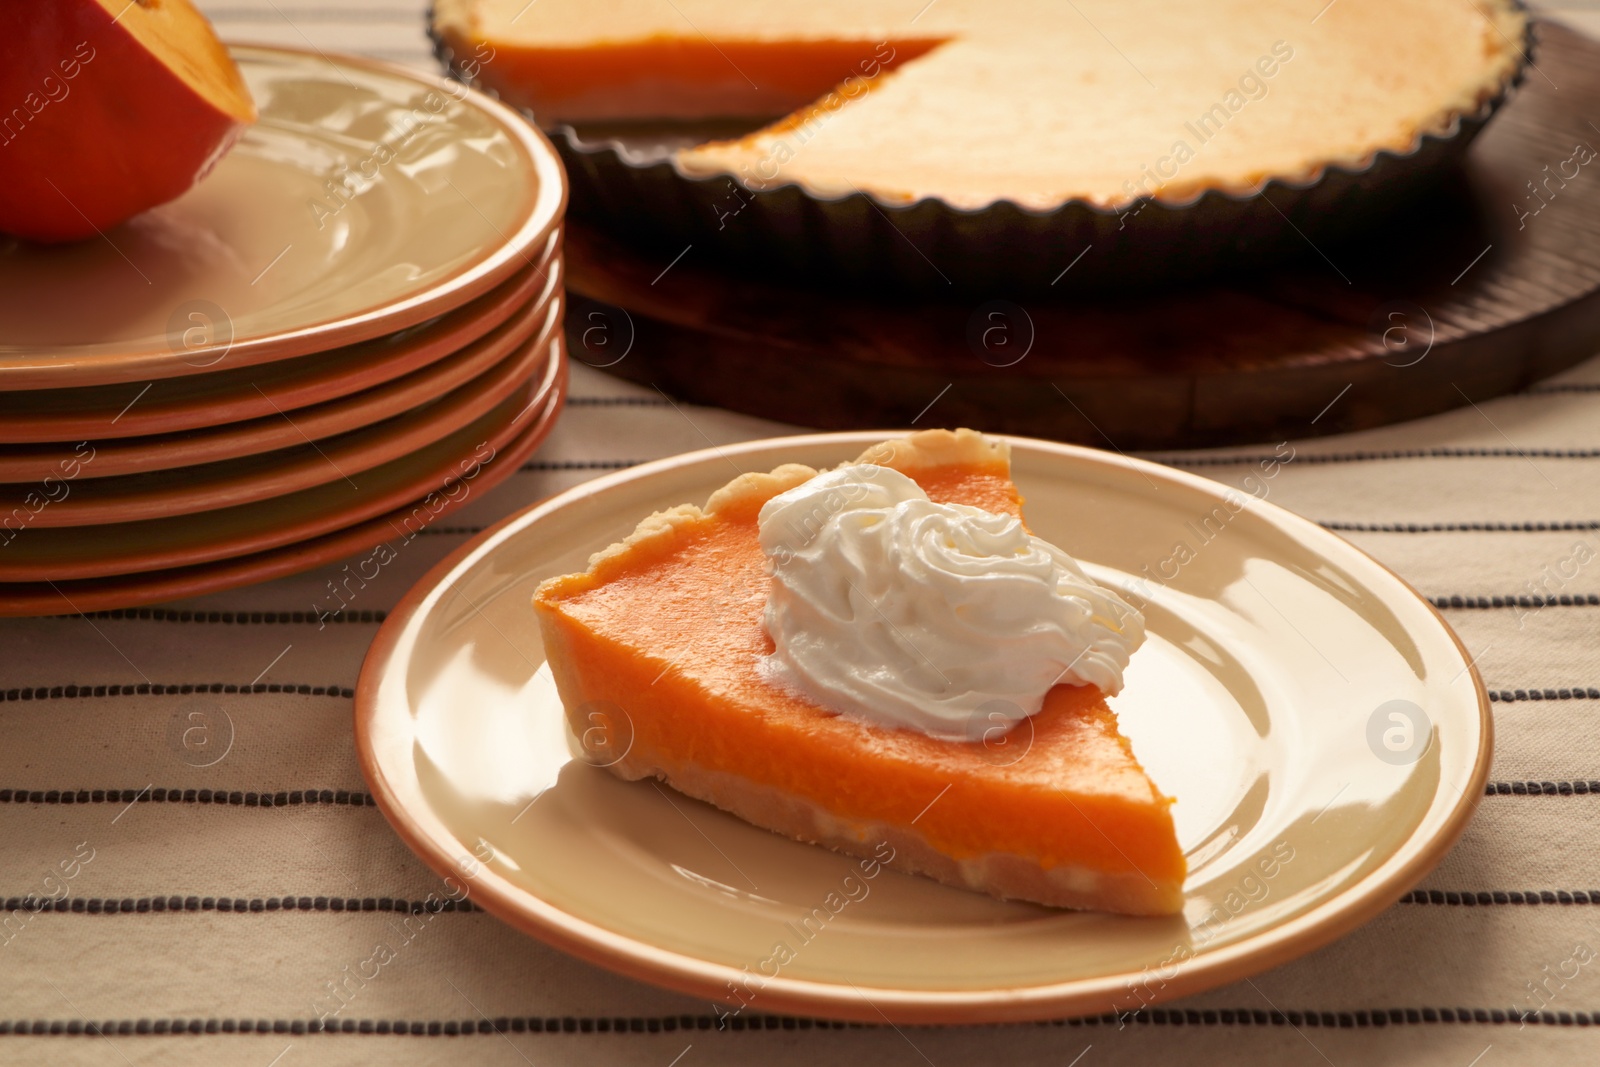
0 47 567 617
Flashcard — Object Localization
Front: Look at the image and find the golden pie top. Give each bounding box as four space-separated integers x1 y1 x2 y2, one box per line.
436 0 1525 210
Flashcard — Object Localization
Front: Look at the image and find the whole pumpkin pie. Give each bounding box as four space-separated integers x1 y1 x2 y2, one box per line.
533 430 1185 915
435 0 1524 210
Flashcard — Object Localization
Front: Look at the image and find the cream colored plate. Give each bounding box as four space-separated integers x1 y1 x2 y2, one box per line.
356 433 1490 1024
0 361 567 617
0 46 565 389
0 336 565 582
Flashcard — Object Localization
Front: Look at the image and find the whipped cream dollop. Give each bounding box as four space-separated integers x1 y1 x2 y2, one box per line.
756 464 1145 741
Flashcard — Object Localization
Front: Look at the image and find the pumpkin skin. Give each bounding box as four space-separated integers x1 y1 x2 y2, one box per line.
0 0 256 243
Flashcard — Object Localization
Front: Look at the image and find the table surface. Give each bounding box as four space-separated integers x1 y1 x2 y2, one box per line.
5 2 1600 1063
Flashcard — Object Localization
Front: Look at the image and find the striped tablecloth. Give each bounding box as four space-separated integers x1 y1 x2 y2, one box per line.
5 2 1600 1063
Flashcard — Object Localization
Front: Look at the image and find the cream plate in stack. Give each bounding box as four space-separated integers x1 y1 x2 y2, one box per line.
0 46 568 617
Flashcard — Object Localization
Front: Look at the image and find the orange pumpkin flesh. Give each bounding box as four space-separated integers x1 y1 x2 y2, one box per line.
0 0 256 243
535 449 1185 913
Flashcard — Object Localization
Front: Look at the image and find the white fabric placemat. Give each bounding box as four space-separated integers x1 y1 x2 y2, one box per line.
3 3 1599 1063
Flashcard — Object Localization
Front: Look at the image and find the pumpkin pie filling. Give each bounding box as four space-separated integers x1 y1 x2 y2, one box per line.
534 431 1185 915
436 0 1525 211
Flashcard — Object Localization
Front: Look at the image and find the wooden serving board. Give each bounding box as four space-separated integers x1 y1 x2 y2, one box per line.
562 22 1600 449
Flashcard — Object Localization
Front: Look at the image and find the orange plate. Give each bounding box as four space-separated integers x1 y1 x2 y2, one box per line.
0 380 564 617
0 233 560 446
0 339 566 582
0 260 561 482
0 299 561 527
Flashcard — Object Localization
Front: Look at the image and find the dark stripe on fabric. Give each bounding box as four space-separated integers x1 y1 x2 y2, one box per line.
0 788 373 807
17 682 1583 706
1485 780 1600 796
0 894 476 915
12 888 1598 916
2 1007 1598 1036
1433 595 1600 609
1399 889 1600 906
1486 689 1600 703
1155 448 1600 466
519 460 647 472
565 397 675 407
3 780 1592 808
80 610 387 625
0 684 353 704
1321 521 1600 533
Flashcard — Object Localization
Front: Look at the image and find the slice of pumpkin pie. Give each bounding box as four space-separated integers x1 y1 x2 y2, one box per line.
533 430 1184 915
